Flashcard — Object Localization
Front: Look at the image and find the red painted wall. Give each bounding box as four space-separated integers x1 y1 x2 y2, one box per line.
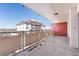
52 22 67 36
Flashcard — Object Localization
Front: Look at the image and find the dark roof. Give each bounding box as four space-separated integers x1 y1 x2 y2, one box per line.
17 20 43 26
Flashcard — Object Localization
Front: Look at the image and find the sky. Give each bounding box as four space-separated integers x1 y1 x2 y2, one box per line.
0 3 52 29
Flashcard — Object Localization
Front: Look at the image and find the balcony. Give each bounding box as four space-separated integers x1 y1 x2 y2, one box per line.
0 30 51 56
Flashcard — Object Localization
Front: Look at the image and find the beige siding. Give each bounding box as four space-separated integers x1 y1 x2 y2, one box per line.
25 31 51 46
46 31 51 37
25 32 40 45
0 35 21 55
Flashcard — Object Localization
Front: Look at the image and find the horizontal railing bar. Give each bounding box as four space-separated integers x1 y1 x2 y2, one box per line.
0 30 46 33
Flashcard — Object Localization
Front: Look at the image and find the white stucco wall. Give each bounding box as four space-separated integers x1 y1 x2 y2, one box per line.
16 24 30 31
69 6 79 48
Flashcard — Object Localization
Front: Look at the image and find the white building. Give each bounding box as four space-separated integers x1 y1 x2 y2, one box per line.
16 23 31 31
16 19 45 31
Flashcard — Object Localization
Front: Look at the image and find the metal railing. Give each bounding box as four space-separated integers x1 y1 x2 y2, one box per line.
0 30 51 56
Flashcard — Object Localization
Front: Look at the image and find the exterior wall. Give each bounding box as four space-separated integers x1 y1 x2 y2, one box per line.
52 22 67 36
16 24 26 31
16 24 31 31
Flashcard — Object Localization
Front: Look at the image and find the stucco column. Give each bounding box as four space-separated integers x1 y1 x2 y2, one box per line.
69 6 79 48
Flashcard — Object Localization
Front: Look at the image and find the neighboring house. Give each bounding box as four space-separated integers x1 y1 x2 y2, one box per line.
16 19 45 31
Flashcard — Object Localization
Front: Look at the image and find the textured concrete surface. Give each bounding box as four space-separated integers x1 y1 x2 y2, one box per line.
15 36 79 56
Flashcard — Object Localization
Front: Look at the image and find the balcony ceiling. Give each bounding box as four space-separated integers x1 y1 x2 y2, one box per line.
24 3 77 23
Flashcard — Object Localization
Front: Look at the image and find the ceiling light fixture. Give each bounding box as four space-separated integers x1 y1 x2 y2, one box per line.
54 12 59 15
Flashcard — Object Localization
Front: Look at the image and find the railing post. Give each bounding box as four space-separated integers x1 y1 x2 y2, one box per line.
45 30 47 37
50 30 51 36
39 30 40 40
21 31 25 50
24 31 26 48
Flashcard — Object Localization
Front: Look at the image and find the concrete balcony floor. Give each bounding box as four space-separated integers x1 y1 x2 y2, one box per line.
15 36 79 56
